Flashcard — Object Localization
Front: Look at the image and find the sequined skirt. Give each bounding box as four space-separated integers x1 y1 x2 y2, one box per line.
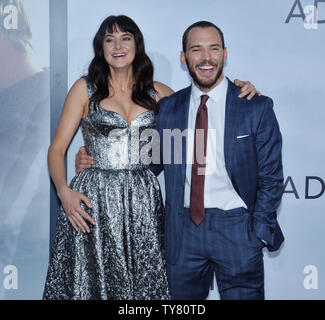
43 167 170 300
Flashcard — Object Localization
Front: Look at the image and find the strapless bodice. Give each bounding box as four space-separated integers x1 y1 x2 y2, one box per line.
81 105 156 171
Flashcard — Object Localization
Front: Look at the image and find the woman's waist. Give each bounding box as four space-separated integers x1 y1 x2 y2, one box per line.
86 163 150 171
88 151 153 170
70 165 157 190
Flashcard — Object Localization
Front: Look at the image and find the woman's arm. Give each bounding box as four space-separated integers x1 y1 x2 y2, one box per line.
48 78 95 233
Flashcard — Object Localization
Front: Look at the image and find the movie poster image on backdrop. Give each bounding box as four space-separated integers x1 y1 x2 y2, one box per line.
0 0 50 299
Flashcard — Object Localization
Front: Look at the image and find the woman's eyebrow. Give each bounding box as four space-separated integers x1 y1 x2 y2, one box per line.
104 32 133 39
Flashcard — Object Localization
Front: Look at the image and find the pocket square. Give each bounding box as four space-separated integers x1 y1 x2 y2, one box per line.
236 134 250 139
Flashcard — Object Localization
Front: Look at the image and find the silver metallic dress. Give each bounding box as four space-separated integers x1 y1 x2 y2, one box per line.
43 77 170 300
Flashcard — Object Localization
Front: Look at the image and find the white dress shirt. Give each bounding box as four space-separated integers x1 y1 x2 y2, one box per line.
184 77 247 210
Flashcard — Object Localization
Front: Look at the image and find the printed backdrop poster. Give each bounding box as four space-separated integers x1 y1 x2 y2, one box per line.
0 0 324 300
67 0 325 300
0 0 50 300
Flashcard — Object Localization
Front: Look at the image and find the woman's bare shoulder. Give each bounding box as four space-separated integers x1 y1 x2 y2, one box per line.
72 77 88 92
62 77 90 119
153 81 174 102
67 78 89 103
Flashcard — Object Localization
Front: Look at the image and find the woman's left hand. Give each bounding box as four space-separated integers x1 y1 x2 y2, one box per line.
234 79 261 100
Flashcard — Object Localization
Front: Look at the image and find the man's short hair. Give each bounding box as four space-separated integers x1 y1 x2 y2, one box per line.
182 21 225 52
0 0 32 50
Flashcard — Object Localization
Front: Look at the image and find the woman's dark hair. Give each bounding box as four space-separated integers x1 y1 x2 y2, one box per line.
88 15 157 113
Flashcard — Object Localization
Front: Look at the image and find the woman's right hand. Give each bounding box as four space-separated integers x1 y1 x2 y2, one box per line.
58 186 95 233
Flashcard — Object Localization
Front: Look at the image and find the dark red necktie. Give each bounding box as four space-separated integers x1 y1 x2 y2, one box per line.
190 94 209 226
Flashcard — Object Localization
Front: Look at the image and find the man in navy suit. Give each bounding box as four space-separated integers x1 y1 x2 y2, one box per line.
75 21 284 300
152 21 284 300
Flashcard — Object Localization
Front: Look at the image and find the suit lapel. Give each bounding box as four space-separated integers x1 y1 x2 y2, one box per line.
174 86 191 185
171 80 245 186
224 79 245 178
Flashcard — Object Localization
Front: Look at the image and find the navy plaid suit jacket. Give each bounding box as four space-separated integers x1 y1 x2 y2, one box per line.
151 79 284 265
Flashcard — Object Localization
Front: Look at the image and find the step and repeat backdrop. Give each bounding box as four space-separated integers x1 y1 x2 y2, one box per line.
1 0 324 299
0 0 50 299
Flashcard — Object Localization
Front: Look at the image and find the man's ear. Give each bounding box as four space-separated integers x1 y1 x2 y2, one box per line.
180 51 187 66
224 47 228 62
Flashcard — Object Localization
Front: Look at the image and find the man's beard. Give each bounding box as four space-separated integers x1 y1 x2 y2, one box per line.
186 58 224 91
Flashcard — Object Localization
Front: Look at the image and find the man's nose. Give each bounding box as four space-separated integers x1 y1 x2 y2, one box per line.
202 49 211 61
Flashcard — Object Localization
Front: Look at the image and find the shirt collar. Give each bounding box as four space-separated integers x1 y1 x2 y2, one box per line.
191 76 228 104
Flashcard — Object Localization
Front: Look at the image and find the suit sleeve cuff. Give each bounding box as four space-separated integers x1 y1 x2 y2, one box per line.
253 219 275 247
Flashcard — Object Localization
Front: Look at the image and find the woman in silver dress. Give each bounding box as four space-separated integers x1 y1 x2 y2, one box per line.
43 15 258 300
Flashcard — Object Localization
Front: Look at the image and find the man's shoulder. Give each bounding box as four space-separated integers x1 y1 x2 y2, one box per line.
246 94 274 109
227 79 273 109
